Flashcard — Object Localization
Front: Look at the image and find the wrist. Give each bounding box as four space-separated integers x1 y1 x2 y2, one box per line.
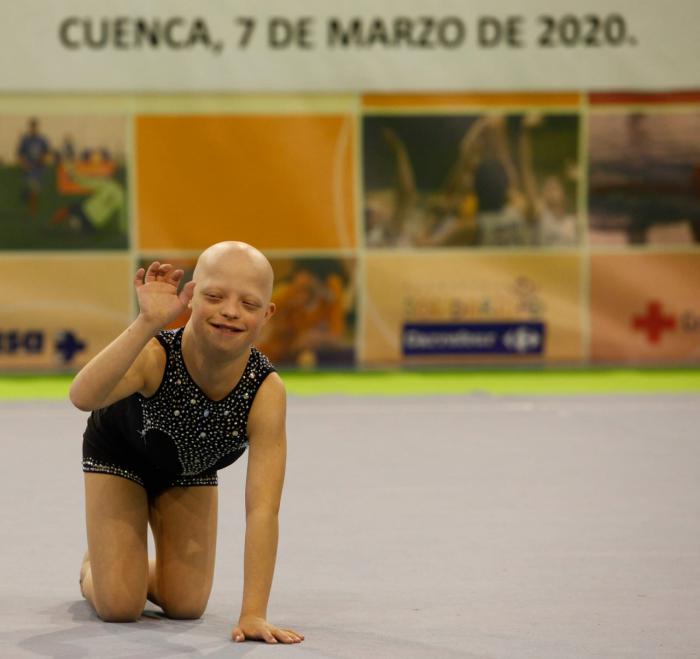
133 312 164 334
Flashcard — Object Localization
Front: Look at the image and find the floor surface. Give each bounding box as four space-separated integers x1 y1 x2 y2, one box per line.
1 395 699 658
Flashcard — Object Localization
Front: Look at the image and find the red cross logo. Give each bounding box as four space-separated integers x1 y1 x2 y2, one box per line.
632 301 676 343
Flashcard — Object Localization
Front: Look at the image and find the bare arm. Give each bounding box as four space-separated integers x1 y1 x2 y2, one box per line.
442 116 489 196
232 374 303 644
489 115 521 191
382 127 417 211
69 262 195 411
519 115 542 222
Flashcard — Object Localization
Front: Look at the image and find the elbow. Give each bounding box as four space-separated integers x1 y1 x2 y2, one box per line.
70 395 93 413
69 384 96 412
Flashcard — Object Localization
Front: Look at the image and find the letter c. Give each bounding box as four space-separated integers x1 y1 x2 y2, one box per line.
59 17 80 49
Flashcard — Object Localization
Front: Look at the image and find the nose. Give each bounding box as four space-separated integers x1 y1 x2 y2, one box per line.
220 301 241 320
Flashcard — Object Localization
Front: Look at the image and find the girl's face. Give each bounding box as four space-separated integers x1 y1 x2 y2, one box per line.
188 256 275 354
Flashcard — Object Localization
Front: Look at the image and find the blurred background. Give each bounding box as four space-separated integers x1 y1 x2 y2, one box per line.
0 3 699 379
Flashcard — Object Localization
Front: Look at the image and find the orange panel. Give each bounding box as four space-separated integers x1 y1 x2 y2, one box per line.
136 115 355 250
363 93 580 108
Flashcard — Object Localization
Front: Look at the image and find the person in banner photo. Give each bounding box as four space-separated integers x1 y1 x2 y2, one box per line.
51 159 126 234
16 117 51 216
256 261 355 368
519 114 579 246
69 241 304 645
365 113 579 249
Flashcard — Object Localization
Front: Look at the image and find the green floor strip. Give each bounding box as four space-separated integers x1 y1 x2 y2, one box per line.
1 369 699 400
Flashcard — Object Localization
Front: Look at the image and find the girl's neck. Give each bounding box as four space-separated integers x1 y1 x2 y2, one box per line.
181 325 250 401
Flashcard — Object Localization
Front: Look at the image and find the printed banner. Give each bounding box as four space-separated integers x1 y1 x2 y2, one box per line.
590 253 700 364
363 112 580 249
588 110 700 246
0 256 132 371
0 1 698 92
136 114 355 250
0 115 129 250
362 252 583 365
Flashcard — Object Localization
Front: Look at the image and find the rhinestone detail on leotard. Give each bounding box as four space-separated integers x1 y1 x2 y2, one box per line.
139 328 274 476
82 457 145 487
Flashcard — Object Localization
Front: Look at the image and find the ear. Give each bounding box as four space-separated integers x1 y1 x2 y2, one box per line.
264 302 276 321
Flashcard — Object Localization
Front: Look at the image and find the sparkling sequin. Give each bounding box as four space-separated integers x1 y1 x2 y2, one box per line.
82 458 144 487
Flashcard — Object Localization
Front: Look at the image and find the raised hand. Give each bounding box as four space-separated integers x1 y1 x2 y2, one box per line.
134 261 195 329
232 615 304 644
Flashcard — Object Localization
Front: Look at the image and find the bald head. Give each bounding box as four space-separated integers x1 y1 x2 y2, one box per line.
193 241 274 302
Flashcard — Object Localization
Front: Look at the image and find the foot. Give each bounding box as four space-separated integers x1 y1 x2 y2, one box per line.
79 551 90 599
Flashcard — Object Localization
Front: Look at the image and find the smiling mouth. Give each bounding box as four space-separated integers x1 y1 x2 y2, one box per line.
210 323 244 334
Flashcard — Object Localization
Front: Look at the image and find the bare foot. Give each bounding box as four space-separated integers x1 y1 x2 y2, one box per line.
79 551 90 598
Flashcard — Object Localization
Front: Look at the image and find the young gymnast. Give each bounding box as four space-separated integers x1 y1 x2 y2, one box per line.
70 241 304 644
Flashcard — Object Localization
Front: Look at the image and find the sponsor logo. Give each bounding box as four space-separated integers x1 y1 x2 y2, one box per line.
631 300 700 344
632 301 676 344
402 322 545 356
0 329 86 363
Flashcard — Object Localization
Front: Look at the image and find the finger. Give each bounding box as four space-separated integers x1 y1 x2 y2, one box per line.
144 261 161 282
231 627 245 643
133 267 146 288
166 268 184 284
156 263 173 278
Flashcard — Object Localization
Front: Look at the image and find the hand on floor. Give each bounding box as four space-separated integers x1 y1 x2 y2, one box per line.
232 615 304 644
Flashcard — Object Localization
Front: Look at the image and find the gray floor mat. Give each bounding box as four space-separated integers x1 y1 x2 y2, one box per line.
1 395 699 658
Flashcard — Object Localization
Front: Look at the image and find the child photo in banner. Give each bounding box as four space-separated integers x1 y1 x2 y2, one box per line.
142 255 357 368
257 257 356 368
588 110 700 245
362 113 579 249
0 115 128 250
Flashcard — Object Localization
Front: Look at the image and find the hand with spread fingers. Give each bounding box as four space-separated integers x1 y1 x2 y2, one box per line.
134 261 195 329
232 616 304 644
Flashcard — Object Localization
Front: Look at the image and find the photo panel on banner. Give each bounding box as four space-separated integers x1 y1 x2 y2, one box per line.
0 256 132 371
590 252 700 364
588 102 700 247
362 252 583 366
136 114 355 251
138 255 357 369
0 114 129 250
362 111 580 249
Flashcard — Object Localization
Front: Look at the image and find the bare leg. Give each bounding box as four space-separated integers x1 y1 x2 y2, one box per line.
148 486 218 619
82 473 149 622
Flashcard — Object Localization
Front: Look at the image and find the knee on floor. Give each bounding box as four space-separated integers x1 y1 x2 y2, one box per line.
160 597 207 620
94 598 144 623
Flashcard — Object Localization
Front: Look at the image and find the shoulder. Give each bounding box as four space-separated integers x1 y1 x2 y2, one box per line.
248 372 286 434
253 371 286 408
